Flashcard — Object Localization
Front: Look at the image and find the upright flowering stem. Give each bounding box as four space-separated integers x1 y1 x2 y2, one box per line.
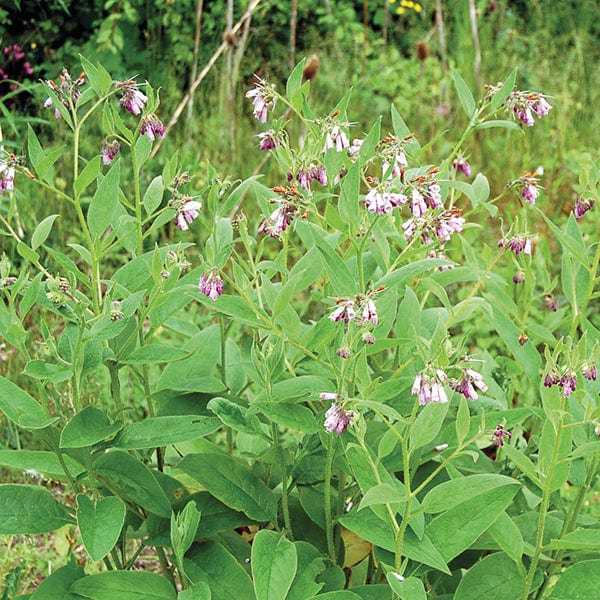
130 143 144 256
324 433 337 560
521 404 566 600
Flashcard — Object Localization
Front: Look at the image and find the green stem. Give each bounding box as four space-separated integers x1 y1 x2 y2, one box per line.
131 147 144 256
324 433 337 561
569 241 600 337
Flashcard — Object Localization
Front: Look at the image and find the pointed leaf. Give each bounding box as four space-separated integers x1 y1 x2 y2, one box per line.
77 494 126 561
252 530 298 600
0 376 57 429
71 571 176 599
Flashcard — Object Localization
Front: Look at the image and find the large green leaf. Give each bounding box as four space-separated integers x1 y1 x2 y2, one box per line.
0 484 74 534
339 508 449 574
92 450 172 517
77 494 126 562
60 407 123 448
0 450 84 480
87 160 121 239
71 571 176 599
452 552 523 600
547 559 600 599
422 474 520 513
178 453 278 523
424 479 520 561
252 530 297 600
30 563 85 600
0 376 57 429
114 416 221 449
286 541 326 600
184 541 254 600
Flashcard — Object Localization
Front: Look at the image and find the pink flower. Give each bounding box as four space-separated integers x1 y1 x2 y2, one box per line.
533 96 552 118
117 80 148 115
492 424 512 447
329 300 356 324
102 140 121 165
453 157 471 177
324 125 350 152
412 370 448 405
199 268 224 301
450 368 488 400
175 200 202 231
141 114 165 141
522 183 539 204
583 364 597 381
361 299 378 325
246 78 277 123
559 371 577 398
258 130 282 151
364 189 406 215
0 163 15 194
410 188 427 217
574 197 595 219
324 401 354 434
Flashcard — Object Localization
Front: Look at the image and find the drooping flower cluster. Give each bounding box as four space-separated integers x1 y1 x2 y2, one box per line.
573 196 595 219
412 369 449 405
258 129 283 151
199 267 224 301
378 134 411 179
449 368 488 400
545 362 597 399
140 113 165 141
166 172 202 231
508 171 541 205
102 140 121 165
328 288 384 328
498 234 533 256
116 80 148 116
0 152 16 194
324 123 350 152
364 187 408 215
403 208 465 245
246 76 277 123
44 68 86 118
492 424 512 447
294 164 328 190
258 184 307 239
320 393 355 434
501 88 552 126
453 156 471 177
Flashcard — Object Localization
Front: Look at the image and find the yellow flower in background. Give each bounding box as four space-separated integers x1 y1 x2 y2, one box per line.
390 0 423 14
396 7 405 14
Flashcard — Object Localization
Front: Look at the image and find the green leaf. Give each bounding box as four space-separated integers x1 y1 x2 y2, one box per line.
453 71 476 118
92 450 172 517
358 483 406 511
31 214 59 250
60 407 123 448
120 345 191 365
71 571 177 600
178 583 211 600
490 68 517 112
74 156 102 198
27 125 45 175
0 484 75 534
253 402 319 434
386 575 426 600
79 55 102 95
422 474 520 514
252 530 298 600
546 559 600 599
455 397 470 445
308 593 362 600
16 241 40 265
286 59 306 100
184 541 254 600
339 509 449 573
409 402 448 451
488 511 524 562
171 500 201 569
424 479 520 561
545 529 600 551
114 415 220 449
30 563 85 600
0 450 84 480
178 453 278 523
375 258 451 289
19 272 43 319
23 359 73 384
453 552 523 600
474 119 522 131
207 397 264 436
143 176 164 215
501 444 541 488
87 160 121 239
358 117 382 164
77 494 126 561
0 376 57 429
338 161 361 229
390 104 412 139
287 541 326 600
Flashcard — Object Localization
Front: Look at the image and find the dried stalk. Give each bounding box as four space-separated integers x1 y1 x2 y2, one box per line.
290 0 298 71
435 0 449 109
186 0 204 125
150 0 263 159
468 0 482 92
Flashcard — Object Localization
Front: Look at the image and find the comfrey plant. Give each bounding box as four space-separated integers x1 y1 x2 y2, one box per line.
0 57 599 600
